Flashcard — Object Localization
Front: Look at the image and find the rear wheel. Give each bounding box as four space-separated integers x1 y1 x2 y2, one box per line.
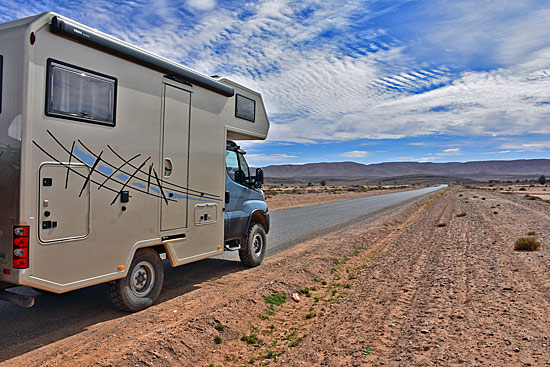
108 248 164 312
239 223 266 267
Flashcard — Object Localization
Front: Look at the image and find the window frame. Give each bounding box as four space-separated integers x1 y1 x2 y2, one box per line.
45 58 118 127
235 93 255 122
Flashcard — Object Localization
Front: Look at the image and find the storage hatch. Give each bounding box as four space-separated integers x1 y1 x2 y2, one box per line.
39 163 90 243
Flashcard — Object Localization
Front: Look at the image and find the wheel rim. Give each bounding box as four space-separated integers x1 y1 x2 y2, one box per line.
130 261 155 297
252 233 263 256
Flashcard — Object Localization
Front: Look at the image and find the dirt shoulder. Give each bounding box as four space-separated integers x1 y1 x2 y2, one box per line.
5 187 550 366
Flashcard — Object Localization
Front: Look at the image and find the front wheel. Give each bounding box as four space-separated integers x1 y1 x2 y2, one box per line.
239 223 266 267
107 248 164 312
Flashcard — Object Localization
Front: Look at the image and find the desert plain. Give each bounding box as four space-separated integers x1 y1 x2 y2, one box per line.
2 185 550 367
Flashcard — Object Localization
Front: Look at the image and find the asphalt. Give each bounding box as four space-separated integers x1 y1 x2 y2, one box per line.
0 185 444 361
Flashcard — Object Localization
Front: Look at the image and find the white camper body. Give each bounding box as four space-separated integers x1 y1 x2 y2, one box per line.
0 13 269 310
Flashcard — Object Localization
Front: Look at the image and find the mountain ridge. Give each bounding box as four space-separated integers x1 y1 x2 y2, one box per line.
261 159 550 180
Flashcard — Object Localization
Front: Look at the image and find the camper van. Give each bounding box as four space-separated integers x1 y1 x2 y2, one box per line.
0 12 270 311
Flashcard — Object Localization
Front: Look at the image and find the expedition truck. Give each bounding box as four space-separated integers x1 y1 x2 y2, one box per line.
0 12 270 311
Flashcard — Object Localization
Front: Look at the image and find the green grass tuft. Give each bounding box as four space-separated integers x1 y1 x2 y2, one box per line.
263 293 287 306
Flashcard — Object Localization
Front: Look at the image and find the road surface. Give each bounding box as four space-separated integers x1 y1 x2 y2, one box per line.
0 185 444 361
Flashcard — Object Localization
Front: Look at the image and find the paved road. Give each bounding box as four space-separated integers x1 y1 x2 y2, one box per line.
266 185 444 255
0 185 444 361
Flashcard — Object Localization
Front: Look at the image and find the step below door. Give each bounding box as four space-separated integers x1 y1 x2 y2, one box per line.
160 84 190 232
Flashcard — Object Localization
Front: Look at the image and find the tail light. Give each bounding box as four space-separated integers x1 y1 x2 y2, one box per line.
13 226 30 269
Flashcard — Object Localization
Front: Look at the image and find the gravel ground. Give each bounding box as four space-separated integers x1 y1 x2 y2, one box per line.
3 186 550 367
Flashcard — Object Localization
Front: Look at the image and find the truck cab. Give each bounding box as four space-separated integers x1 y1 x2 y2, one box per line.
224 141 269 266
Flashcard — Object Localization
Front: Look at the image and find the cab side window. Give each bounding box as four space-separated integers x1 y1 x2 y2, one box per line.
226 150 239 181
238 152 250 183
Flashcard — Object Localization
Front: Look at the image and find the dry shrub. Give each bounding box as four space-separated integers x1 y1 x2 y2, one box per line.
456 212 467 217
436 222 447 227
514 237 541 251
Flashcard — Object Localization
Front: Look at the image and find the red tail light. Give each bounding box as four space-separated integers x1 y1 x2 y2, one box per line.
13 226 30 269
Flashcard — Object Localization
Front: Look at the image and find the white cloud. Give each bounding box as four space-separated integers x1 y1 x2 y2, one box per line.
481 150 512 154
246 153 297 164
186 0 216 11
340 150 369 158
418 156 439 162
500 142 550 152
437 148 462 156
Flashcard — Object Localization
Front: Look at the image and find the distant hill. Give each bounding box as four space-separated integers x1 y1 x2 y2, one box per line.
261 159 550 181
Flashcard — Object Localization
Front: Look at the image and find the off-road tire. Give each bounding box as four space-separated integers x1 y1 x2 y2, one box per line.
239 223 266 267
107 248 164 312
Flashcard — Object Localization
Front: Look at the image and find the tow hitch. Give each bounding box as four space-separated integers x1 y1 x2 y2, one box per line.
0 289 34 308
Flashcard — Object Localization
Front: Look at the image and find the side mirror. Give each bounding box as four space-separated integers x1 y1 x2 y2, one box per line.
254 168 264 188
235 170 246 185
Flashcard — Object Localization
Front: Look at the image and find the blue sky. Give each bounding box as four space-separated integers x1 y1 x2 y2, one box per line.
1 0 550 167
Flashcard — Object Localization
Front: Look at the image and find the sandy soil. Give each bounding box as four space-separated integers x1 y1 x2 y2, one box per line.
479 184 550 201
266 187 414 211
4 187 550 366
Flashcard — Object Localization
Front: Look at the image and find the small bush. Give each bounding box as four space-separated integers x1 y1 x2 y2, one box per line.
241 333 262 345
527 231 537 236
519 187 526 191
456 212 467 217
214 335 223 344
514 237 541 251
299 288 311 297
289 335 305 347
437 222 447 227
263 293 287 306
215 322 226 331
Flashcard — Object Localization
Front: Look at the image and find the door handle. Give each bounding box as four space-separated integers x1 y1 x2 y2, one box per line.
164 158 173 178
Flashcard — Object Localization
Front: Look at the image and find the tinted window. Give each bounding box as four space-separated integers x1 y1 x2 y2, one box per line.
46 59 117 126
235 94 255 122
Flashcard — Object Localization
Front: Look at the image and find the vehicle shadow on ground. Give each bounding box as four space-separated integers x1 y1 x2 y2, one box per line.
0 257 245 362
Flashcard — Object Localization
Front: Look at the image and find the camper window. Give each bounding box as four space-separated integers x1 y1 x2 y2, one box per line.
46 59 117 126
235 94 255 122
0 55 3 114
